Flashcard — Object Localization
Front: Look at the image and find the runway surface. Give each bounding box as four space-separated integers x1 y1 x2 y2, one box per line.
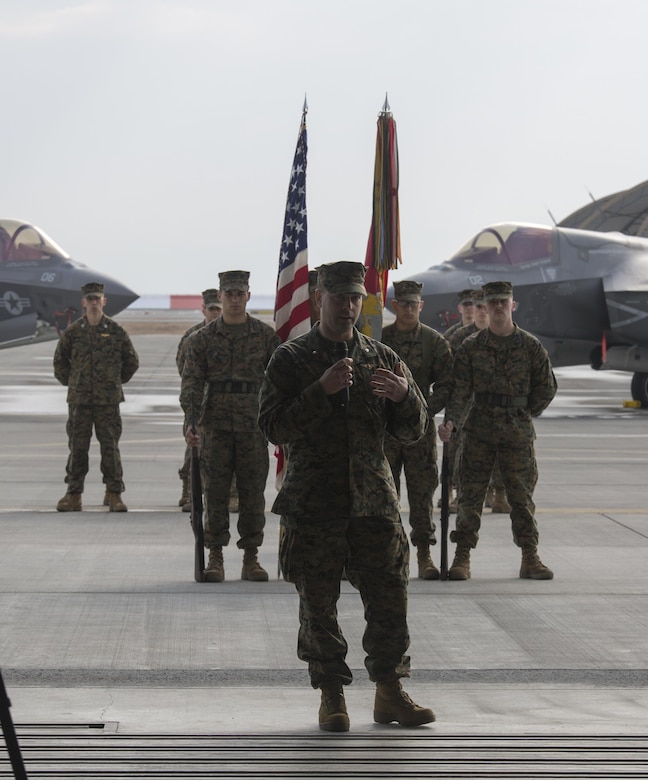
1 330 648 777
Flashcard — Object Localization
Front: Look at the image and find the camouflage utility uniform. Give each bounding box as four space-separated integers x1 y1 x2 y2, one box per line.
445 322 479 497
176 320 205 374
176 320 206 485
258 325 428 689
441 320 463 340
180 315 280 549
446 321 478 353
446 324 556 548
450 319 509 509
53 314 139 494
381 322 452 548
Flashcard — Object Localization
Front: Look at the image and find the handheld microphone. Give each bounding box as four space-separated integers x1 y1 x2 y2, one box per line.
334 341 349 408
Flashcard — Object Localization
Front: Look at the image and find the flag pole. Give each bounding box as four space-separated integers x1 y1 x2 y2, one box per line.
359 95 402 339
273 101 312 525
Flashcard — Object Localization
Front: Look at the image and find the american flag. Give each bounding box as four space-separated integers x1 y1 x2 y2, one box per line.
274 107 310 342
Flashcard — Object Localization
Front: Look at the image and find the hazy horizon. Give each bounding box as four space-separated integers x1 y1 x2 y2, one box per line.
2 0 647 297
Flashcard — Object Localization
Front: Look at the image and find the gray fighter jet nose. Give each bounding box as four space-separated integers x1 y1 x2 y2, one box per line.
0 218 140 347
101 278 139 317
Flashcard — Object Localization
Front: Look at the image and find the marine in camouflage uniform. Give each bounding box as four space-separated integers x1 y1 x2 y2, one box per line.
440 288 478 512
381 280 453 579
258 261 434 732
439 280 557 581
175 289 221 511
442 288 477 340
181 270 280 583
447 292 511 514
53 282 139 512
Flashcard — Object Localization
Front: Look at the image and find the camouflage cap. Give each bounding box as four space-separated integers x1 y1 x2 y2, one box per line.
308 268 320 293
318 261 367 296
393 280 423 301
472 289 485 302
81 282 105 297
482 280 513 300
201 288 221 307
219 270 250 292
457 288 478 304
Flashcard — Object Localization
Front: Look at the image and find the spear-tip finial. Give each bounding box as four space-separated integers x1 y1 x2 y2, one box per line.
302 93 308 115
382 92 391 113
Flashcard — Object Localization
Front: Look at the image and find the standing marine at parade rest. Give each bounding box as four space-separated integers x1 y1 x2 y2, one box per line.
381 280 453 580
438 280 557 581
54 282 140 512
446 290 511 514
445 288 488 351
442 288 477 341
175 288 222 512
258 261 435 732
181 270 281 583
438 288 478 512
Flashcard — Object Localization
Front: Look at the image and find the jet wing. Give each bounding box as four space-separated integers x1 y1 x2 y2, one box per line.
559 180 648 237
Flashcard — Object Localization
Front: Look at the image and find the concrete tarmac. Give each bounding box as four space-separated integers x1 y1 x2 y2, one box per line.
1 330 648 776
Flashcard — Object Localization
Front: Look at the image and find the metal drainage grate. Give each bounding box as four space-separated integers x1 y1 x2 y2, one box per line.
1 732 648 779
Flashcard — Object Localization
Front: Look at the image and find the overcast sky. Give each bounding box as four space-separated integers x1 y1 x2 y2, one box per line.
1 0 647 297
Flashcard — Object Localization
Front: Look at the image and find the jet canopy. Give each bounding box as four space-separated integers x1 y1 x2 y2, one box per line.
0 219 70 264
449 223 554 267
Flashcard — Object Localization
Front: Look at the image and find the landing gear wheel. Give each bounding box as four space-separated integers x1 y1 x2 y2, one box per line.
630 372 648 408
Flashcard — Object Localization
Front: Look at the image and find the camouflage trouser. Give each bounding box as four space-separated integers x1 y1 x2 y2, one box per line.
200 428 268 549
384 428 437 548
451 431 504 490
280 515 411 689
64 403 125 493
180 441 237 499
451 432 539 549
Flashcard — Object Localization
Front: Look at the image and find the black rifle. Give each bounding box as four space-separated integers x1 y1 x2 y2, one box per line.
439 438 450 580
189 405 205 583
0 668 28 779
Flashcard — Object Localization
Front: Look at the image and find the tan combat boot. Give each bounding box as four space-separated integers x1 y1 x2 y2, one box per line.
178 477 190 508
106 492 128 512
319 683 350 732
56 492 82 512
520 546 554 580
103 490 110 507
448 545 471 580
373 680 435 727
204 547 224 582
484 485 495 508
416 546 440 580
491 488 511 513
241 548 268 581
